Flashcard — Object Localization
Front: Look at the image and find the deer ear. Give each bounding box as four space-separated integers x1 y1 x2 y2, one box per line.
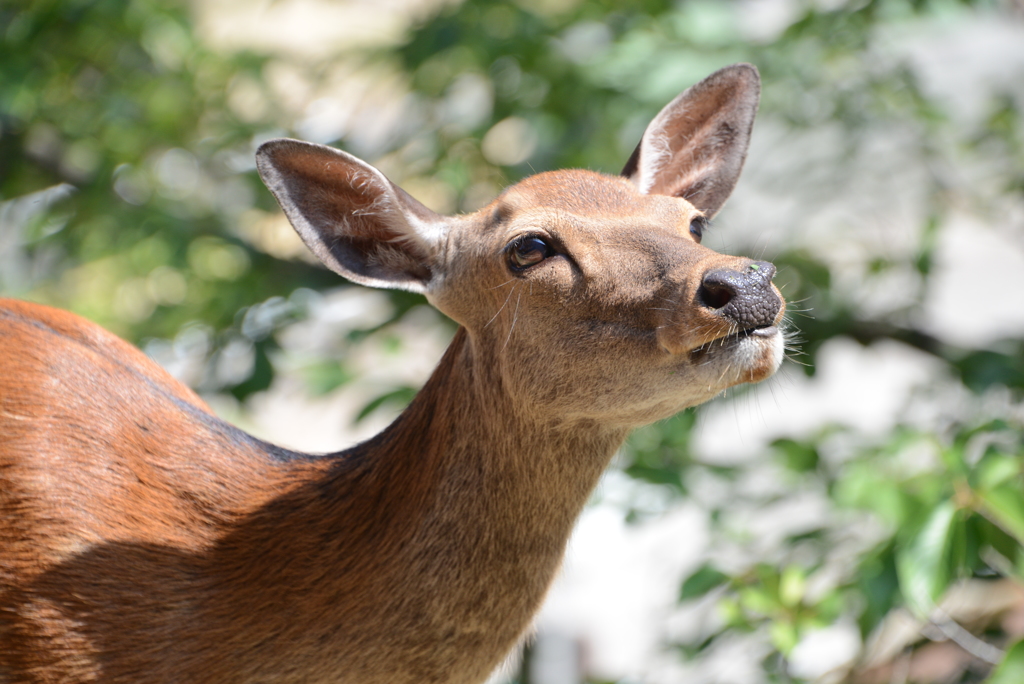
256 139 448 294
621 63 760 217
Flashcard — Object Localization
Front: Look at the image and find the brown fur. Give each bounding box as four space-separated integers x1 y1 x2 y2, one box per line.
0 64 783 683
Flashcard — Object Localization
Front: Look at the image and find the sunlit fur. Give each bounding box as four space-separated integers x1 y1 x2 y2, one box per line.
0 64 783 684
430 169 785 428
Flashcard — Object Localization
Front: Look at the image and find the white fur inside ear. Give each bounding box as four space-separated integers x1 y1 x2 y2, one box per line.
636 126 672 195
256 138 451 292
621 64 760 215
351 165 440 257
386 213 447 260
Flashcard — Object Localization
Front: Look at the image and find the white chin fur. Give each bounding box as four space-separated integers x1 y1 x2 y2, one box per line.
732 327 785 378
766 329 785 372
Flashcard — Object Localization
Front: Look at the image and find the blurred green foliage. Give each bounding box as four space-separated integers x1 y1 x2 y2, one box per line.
674 419 1024 678
2 0 1023 681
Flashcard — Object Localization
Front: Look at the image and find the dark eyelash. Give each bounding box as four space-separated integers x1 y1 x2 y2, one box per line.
690 216 709 239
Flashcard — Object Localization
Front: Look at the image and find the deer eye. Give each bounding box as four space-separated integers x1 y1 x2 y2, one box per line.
507 235 555 271
689 216 708 243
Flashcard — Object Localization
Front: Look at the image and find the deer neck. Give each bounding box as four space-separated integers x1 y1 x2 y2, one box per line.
210 327 627 682
398 326 626 543
363 326 626 678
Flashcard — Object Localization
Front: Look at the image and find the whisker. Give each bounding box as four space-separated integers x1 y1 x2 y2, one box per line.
485 282 519 329
783 355 811 368
488 278 517 291
502 287 524 352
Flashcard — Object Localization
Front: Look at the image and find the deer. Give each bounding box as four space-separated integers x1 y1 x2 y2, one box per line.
0 63 784 683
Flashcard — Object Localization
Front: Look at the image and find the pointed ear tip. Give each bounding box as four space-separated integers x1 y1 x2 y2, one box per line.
256 138 302 161
721 63 761 86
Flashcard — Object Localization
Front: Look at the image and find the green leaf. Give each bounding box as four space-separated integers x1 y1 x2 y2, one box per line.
980 485 1024 545
779 566 806 608
355 387 417 423
739 587 778 617
975 453 1023 493
624 463 684 489
833 460 908 527
228 338 274 400
716 596 743 627
679 563 729 602
772 437 819 473
768 620 799 655
896 500 959 615
988 639 1024 684
301 360 354 396
938 443 968 477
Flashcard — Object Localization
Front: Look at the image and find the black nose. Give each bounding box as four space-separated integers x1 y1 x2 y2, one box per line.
699 261 781 329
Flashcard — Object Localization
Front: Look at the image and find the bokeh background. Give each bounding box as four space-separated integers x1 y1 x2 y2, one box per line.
3 0 1024 682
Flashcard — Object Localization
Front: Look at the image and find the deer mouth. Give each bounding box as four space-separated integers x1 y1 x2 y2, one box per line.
687 324 779 361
